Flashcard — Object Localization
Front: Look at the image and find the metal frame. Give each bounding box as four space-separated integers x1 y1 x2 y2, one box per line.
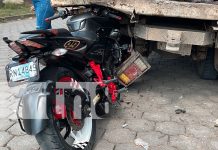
16 98 26 132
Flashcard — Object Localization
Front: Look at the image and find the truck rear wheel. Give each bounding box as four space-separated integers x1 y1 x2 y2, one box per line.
197 48 217 80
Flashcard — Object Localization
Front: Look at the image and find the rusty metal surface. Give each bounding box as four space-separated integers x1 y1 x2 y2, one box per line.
51 0 218 20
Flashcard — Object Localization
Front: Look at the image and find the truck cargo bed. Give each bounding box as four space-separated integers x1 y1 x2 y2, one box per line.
51 0 218 20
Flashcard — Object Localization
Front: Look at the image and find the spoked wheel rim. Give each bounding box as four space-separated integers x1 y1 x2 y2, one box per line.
53 76 93 149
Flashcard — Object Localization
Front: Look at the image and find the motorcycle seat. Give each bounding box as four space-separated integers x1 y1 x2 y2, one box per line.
21 29 71 37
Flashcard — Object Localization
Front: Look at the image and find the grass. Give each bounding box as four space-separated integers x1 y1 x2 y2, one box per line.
0 3 32 18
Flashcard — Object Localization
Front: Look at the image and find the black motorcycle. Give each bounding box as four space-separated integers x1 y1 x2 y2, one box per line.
3 6 150 150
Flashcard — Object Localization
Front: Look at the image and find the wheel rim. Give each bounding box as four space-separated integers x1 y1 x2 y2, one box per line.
54 76 93 149
70 115 92 149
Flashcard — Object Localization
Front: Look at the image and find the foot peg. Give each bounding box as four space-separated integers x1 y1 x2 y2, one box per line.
103 78 118 84
117 87 128 94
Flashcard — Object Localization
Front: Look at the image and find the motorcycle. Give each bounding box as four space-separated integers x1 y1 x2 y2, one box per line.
3 6 150 150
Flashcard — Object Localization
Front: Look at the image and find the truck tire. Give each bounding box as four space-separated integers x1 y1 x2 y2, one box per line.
197 48 217 80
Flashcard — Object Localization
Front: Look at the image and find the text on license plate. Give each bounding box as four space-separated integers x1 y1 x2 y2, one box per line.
9 62 38 82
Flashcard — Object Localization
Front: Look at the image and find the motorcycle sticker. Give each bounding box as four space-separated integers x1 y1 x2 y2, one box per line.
64 40 80 51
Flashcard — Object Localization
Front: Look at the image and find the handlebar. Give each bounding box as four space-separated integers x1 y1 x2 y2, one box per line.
45 9 122 22
102 10 122 21
3 37 12 44
107 13 122 20
45 10 67 22
45 13 61 22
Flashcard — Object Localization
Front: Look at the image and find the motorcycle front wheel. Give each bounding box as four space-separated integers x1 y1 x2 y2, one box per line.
35 67 96 150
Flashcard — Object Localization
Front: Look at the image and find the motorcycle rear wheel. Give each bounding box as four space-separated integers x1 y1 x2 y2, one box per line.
35 67 96 150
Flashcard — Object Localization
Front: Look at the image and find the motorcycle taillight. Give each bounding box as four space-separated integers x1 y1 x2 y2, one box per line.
9 42 23 54
117 51 151 86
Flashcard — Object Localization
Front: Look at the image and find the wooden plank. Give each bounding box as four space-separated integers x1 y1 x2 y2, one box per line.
51 0 218 20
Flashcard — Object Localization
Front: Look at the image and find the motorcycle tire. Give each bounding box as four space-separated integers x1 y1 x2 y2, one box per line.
35 66 96 150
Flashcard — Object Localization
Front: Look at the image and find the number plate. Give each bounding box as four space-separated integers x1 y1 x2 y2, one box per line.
5 58 40 87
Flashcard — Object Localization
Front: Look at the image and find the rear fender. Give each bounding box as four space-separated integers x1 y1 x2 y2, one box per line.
21 81 53 135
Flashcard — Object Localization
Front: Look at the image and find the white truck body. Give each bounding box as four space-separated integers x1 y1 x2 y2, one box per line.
51 0 218 74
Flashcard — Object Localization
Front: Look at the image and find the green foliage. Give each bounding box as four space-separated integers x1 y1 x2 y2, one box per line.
0 3 32 17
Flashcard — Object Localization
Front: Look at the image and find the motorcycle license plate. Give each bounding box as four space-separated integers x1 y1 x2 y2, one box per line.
5 58 39 87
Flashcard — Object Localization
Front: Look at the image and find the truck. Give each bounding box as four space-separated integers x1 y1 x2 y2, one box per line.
51 0 218 80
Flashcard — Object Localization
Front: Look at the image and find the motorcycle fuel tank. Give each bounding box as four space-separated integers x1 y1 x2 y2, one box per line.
67 12 119 44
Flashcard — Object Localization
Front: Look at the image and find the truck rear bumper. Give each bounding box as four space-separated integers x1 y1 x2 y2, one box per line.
134 24 215 56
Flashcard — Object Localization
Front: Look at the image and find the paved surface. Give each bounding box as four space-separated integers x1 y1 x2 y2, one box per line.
0 18 218 150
